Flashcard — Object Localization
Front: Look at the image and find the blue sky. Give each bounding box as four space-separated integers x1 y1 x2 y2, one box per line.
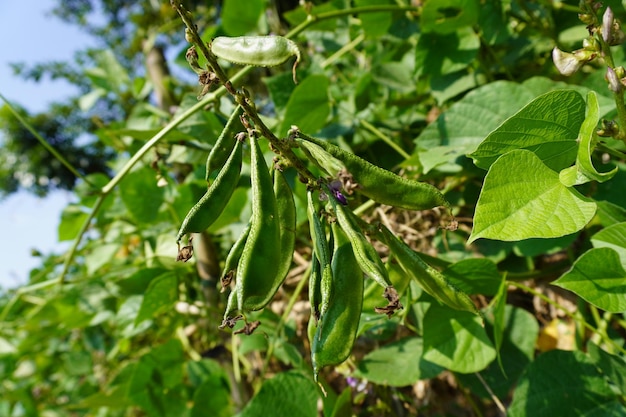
0 0 90 288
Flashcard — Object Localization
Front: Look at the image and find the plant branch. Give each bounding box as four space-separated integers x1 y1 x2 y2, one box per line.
0 93 92 187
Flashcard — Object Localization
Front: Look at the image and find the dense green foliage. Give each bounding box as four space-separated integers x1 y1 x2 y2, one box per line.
3 1 626 416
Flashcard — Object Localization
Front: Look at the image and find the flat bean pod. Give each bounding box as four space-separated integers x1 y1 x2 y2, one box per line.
380 226 478 315
236 136 282 311
331 198 391 289
312 225 363 381
206 105 243 182
308 251 322 323
219 222 251 292
296 134 448 211
176 138 243 243
211 36 301 83
272 168 297 291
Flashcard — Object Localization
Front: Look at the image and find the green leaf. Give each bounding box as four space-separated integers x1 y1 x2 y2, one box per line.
553 248 626 312
238 371 319 417
85 49 130 93
591 222 626 266
85 243 120 276
221 0 264 36
416 78 570 173
119 166 165 224
0 336 17 356
422 304 496 373
356 0 392 38
421 0 479 34
354 337 444 386
597 201 626 227
508 350 621 417
58 204 89 241
469 90 585 171
456 306 539 400
560 91 618 186
415 27 480 78
280 74 330 137
588 342 626 396
328 386 352 417
371 62 415 93
191 375 233 417
442 258 501 295
135 273 178 324
468 150 597 243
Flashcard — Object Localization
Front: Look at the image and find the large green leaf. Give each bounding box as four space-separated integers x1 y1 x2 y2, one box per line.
456 306 538 400
508 350 622 417
469 90 585 171
420 0 479 34
58 204 89 241
553 248 626 313
588 343 626 396
237 371 318 417
280 74 330 136
441 258 501 295
356 0 392 38
119 166 165 224
135 273 178 324
590 222 626 266
220 0 264 36
354 337 444 386
415 78 574 173
468 150 597 243
422 304 495 373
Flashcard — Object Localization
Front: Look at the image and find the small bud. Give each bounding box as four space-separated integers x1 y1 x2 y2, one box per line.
606 67 622 92
582 37 599 51
615 66 626 78
578 13 594 25
609 20 625 46
602 7 614 43
185 28 194 44
552 47 596 76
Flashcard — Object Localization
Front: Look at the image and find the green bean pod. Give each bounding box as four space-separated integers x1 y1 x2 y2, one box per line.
236 137 282 311
272 168 297 291
296 134 448 211
210 36 301 83
331 198 392 289
176 138 243 243
219 222 251 291
206 105 243 182
308 251 322 323
380 226 478 315
312 224 364 381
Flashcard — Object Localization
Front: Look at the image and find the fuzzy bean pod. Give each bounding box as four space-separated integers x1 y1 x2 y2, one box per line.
331 198 392 289
272 168 297 291
312 224 363 381
380 226 478 315
205 105 243 182
306 190 334 321
219 222 251 292
211 36 301 83
236 136 282 311
176 138 243 243
295 134 448 211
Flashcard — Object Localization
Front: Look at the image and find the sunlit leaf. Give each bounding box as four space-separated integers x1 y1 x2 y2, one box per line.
469 150 596 243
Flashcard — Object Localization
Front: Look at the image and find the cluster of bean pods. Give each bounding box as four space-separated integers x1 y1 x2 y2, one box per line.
175 113 478 381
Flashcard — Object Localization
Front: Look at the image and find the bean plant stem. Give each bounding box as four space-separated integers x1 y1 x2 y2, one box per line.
58 2 425 285
0 93 92 186
359 119 411 160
